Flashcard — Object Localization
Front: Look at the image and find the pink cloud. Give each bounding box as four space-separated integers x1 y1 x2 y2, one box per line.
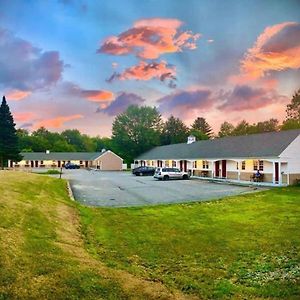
218 84 289 111
106 60 176 87
6 90 31 100
34 114 83 129
97 92 145 116
237 22 300 81
81 90 114 102
14 112 35 122
157 89 214 118
98 18 200 59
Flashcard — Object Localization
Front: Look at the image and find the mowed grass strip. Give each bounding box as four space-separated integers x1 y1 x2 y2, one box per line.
0 172 190 300
79 187 300 299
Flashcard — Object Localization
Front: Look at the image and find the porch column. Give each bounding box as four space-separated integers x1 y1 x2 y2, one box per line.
278 162 282 185
237 160 241 181
272 161 275 184
211 161 214 178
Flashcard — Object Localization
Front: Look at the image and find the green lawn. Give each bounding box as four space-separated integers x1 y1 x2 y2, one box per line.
0 171 299 299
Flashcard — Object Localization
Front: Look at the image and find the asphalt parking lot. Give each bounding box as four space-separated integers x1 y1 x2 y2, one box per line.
59 170 263 207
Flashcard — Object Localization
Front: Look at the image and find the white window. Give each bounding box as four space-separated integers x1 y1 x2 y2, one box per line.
165 160 169 167
242 161 246 170
253 160 258 171
202 160 209 169
172 161 176 167
193 161 197 168
259 160 264 171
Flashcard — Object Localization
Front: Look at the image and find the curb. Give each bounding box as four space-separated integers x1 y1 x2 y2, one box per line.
66 180 75 201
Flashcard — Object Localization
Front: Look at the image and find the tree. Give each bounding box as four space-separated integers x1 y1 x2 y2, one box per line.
281 119 300 131
112 105 162 163
218 121 235 137
255 118 279 133
286 89 300 120
188 129 209 141
0 96 22 169
161 116 189 145
232 120 251 136
61 129 86 151
191 117 213 138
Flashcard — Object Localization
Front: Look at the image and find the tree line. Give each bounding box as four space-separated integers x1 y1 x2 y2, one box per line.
0 89 299 167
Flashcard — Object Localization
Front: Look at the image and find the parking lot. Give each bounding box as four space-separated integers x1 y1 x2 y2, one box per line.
58 170 263 207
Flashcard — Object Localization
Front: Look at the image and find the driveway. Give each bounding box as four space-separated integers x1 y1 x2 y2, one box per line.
58 170 264 207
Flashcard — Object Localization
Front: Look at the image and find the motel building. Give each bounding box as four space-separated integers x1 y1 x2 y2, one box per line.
135 129 300 186
9 150 124 171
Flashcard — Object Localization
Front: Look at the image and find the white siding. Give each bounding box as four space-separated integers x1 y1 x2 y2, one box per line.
279 134 300 173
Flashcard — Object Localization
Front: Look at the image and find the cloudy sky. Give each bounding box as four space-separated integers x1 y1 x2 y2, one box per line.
1 0 300 136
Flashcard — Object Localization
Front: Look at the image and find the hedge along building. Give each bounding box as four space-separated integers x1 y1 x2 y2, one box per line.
9 150 124 171
135 129 300 186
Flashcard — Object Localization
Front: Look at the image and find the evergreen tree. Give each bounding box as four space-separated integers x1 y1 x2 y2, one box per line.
161 116 189 145
0 96 22 169
191 117 213 138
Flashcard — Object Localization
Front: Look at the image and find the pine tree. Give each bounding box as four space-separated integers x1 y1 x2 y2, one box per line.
0 96 22 169
191 117 213 138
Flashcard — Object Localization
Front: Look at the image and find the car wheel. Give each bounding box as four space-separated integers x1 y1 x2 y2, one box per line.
163 175 169 181
182 175 189 180
139 172 143 176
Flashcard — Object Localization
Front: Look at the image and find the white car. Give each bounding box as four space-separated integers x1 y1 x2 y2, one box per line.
154 167 190 180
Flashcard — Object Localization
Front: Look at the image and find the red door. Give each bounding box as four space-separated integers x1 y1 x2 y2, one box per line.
215 161 220 177
184 160 187 172
85 161 88 168
31 161 34 168
275 162 279 183
222 160 226 178
35 161 38 167
180 161 183 171
58 161 61 168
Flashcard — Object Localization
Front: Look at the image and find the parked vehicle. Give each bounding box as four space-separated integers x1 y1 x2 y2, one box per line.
132 166 155 176
64 162 80 169
154 167 190 180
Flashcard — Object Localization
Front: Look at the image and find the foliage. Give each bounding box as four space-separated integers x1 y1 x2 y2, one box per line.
161 115 189 145
191 117 213 138
218 121 235 137
112 105 162 163
281 118 300 130
188 129 209 141
0 96 22 168
286 89 300 120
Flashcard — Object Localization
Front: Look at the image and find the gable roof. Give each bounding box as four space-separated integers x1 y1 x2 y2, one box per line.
20 151 107 161
136 129 300 160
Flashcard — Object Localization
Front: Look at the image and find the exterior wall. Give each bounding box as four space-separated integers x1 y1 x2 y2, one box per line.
227 171 238 180
289 174 300 185
193 170 212 177
280 134 300 173
240 172 254 181
282 174 288 184
93 151 122 171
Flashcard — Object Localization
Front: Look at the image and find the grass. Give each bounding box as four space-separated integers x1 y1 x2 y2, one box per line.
35 169 62 175
0 171 299 299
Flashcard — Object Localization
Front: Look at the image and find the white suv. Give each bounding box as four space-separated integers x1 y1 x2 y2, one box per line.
154 167 190 180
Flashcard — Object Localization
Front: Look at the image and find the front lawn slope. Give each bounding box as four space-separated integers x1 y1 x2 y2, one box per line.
0 172 190 300
80 187 300 299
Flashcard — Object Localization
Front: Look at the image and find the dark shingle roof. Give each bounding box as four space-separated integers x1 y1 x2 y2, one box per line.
136 129 300 160
21 152 106 161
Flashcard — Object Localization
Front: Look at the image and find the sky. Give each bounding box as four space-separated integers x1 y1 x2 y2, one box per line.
0 0 300 137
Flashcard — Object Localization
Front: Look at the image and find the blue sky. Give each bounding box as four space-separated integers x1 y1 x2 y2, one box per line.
0 0 300 136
